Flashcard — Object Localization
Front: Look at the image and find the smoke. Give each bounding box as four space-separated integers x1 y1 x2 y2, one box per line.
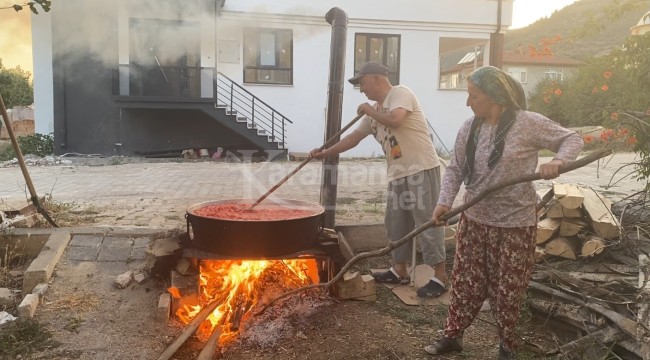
0 8 32 73
52 0 214 71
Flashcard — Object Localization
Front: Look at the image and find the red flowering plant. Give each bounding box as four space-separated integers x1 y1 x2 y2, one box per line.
529 33 650 183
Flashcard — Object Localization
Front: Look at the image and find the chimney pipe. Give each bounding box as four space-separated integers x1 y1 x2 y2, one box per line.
489 0 504 69
321 7 348 229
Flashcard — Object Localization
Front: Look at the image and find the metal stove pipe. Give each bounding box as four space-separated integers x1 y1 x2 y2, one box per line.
321 7 349 229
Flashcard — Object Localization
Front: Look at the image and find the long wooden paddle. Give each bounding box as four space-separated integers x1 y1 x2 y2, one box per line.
248 113 365 210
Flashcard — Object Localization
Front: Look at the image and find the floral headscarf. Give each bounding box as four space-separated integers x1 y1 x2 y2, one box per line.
463 66 527 185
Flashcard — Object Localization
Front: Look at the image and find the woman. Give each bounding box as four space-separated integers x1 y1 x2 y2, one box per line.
425 66 583 359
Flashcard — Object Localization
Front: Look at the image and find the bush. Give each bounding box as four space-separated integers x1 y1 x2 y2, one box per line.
0 133 54 161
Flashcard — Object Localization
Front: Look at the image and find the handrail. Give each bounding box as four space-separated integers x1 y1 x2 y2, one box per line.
215 72 293 147
216 72 293 124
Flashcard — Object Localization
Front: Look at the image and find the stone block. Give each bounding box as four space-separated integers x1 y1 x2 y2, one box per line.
157 293 171 323
23 232 71 294
18 293 39 318
32 283 49 302
69 235 103 247
0 288 16 307
97 246 131 262
64 246 99 261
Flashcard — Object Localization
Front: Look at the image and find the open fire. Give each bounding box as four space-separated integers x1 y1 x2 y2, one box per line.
169 258 320 345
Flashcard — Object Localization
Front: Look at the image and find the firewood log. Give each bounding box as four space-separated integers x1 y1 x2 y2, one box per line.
637 254 650 359
527 298 605 331
545 236 579 260
559 218 589 237
553 183 584 209
537 218 561 244
580 234 606 257
547 199 582 218
579 186 620 239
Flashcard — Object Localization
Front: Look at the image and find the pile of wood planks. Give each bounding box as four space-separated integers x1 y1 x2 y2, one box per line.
536 183 621 261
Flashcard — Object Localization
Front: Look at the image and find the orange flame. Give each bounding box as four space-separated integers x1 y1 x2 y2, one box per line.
173 259 318 344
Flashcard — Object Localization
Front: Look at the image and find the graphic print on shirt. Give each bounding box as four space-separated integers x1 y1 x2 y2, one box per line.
370 106 402 160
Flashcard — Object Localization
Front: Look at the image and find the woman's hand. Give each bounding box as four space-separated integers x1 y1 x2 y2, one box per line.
431 205 450 226
538 159 564 179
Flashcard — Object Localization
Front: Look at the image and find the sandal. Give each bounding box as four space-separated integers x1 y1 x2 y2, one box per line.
424 337 463 355
372 267 410 285
417 278 447 299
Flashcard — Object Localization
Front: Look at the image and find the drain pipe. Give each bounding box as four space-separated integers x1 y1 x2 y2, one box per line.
321 7 348 229
489 0 504 69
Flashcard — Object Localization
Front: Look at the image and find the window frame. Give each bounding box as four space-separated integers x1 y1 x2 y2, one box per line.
353 33 401 85
243 27 294 85
545 68 564 81
506 66 528 84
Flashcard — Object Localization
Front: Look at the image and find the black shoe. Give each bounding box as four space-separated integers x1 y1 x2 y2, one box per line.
424 337 463 355
372 268 410 285
417 279 447 299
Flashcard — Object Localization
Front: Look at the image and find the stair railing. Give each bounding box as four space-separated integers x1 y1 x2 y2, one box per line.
215 72 292 147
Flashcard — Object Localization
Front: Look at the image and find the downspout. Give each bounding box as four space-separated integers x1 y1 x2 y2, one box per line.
321 7 348 229
489 0 504 69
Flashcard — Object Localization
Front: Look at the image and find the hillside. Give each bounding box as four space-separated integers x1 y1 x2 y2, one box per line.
505 0 650 60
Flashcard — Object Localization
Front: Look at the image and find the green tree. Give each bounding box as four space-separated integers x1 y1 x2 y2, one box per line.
0 59 33 108
529 33 650 182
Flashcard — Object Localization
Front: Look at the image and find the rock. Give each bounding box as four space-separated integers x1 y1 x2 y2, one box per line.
114 271 134 289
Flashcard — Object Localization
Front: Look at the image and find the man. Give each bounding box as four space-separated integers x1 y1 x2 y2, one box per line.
310 61 447 298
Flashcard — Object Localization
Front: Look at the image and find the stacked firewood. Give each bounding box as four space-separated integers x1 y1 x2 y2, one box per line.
528 183 650 359
536 183 620 261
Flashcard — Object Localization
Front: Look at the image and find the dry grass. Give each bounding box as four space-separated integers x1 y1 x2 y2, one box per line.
32 196 101 227
45 292 101 314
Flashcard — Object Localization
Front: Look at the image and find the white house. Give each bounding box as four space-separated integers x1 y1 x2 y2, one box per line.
31 0 514 157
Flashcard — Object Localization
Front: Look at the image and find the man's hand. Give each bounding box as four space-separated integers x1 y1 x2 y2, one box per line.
309 148 328 160
357 103 374 116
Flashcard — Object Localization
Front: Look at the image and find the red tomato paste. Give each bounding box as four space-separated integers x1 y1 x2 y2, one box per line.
193 203 316 221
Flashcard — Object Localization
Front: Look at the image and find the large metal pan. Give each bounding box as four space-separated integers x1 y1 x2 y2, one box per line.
185 198 325 258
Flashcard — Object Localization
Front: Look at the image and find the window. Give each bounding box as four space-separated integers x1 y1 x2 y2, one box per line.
506 67 527 83
129 18 201 97
354 33 400 85
243 28 293 85
545 68 564 81
438 38 487 90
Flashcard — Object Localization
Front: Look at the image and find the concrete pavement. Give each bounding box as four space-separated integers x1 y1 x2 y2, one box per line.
0 152 645 229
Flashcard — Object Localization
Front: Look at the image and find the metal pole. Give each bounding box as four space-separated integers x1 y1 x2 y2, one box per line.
321 7 348 229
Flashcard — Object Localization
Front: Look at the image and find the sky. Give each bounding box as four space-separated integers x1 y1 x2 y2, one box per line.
0 0 578 74
511 0 578 29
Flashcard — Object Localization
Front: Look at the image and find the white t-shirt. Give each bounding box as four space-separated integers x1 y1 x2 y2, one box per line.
356 85 440 181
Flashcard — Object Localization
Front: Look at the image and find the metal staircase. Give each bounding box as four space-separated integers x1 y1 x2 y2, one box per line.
214 72 292 150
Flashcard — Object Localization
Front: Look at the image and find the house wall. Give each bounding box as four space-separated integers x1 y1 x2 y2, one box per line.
504 64 578 97
215 0 512 156
32 0 514 157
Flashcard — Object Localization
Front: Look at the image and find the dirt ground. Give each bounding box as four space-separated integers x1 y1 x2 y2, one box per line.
22 246 553 360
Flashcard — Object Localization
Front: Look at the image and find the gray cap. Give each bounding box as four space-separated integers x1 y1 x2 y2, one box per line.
348 61 389 85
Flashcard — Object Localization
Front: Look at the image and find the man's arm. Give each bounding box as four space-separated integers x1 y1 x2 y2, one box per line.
358 103 408 129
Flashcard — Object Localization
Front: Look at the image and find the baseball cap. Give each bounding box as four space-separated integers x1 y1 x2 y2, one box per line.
348 61 389 85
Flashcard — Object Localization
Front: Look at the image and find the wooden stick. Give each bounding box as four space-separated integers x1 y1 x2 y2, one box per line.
255 149 612 314
196 325 222 360
248 113 364 210
0 93 58 227
156 299 221 360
